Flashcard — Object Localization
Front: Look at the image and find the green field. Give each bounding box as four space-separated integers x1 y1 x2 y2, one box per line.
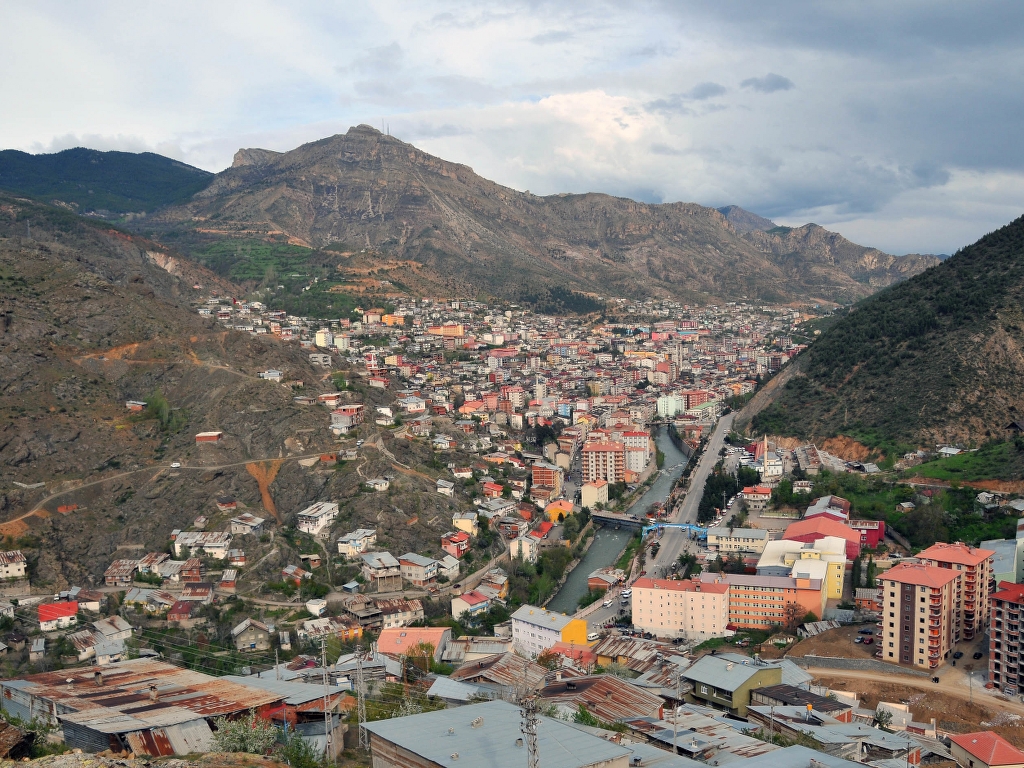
909 441 1024 482
193 238 315 281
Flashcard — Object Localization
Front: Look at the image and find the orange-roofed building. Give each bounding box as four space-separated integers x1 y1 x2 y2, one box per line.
949 732 1024 768
917 541 995 642
881 562 959 670
784 517 861 561
544 499 574 523
376 627 452 663
741 486 772 512
631 577 730 640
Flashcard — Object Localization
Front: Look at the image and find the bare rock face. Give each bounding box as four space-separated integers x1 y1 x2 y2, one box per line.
149 125 936 305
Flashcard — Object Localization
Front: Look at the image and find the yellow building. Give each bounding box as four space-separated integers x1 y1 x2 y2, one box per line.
452 512 479 537
511 605 588 656
544 499 575 523
755 536 847 600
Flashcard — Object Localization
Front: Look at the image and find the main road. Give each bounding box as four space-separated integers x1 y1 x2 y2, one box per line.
648 412 735 577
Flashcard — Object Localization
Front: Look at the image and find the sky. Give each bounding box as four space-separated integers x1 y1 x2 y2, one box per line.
3 1 1024 255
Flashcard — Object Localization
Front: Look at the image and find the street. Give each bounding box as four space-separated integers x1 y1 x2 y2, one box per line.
649 412 735 577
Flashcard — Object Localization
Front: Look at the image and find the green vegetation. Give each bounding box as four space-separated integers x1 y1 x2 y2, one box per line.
910 441 1024 482
753 215 1024 445
578 587 607 610
129 390 189 433
616 532 642 570
656 448 666 469
0 147 212 214
519 286 605 315
698 464 759 524
192 238 315 281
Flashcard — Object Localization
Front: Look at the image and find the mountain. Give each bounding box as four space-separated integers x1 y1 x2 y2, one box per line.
748 214 1024 449
717 205 776 233
0 147 212 215
141 125 937 305
0 195 465 588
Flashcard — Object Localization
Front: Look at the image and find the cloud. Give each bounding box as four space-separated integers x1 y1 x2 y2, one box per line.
688 82 727 100
740 73 795 93
531 30 573 45
645 82 726 114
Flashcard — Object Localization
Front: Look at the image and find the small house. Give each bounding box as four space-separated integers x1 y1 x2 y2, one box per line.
232 618 272 652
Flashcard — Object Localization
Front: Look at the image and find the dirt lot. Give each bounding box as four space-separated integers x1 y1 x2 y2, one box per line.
786 624 881 659
811 671 1024 747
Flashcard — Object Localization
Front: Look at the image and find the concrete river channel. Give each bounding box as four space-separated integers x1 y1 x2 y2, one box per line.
545 426 691 614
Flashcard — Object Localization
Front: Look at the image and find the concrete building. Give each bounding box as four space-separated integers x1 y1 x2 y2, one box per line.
989 581 1024 694
949 732 1024 768
917 541 995 642
756 536 847 601
702 572 827 631
630 577 730 640
741 486 772 512
783 517 861 561
881 562 959 670
511 535 539 564
706 527 770 555
582 442 626 484
296 502 339 539
511 605 588 657
580 480 609 510
682 653 783 716
337 528 377 557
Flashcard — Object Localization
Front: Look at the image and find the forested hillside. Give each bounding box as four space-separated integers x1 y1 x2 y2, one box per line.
0 147 212 214
753 214 1024 448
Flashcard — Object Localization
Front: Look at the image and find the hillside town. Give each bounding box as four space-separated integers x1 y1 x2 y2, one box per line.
0 293 1021 768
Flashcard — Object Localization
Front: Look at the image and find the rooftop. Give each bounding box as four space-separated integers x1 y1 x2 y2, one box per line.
884 562 960 588
511 604 578 631
949 731 1024 766
918 541 995 567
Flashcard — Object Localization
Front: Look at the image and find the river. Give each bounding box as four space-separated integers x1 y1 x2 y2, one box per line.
545 426 690 614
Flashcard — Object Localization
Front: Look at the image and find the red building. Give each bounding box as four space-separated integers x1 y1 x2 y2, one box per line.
849 519 886 549
441 531 471 559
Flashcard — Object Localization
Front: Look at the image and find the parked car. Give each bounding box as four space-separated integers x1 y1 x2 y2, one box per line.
973 652 984 660
953 651 964 659
854 637 863 644
621 589 632 598
932 676 940 683
863 637 874 645
171 461 181 468
587 632 599 642
602 599 613 607
857 628 874 634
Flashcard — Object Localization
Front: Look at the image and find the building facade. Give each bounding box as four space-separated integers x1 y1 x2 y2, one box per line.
510 605 588 657
630 577 730 640
989 581 1024 694
881 562 959 670
917 542 994 643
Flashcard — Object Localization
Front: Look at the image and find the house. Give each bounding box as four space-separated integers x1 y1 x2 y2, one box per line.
376 627 451 663
38 602 78 632
104 559 139 587
0 551 27 580
337 528 377 557
360 551 402 592
365 478 390 492
805 495 852 522
167 600 204 627
949 732 1024 768
180 557 204 583
230 513 265 535
441 531 471 559
580 480 609 510
452 512 479 537
435 479 455 497
750 684 853 722
282 564 311 585
136 553 169 574
587 566 624 592
437 554 461 580
220 569 238 592
451 590 490 621
399 553 438 587
228 549 247 567
297 616 363 643
682 652 783 716
231 618 272 652
215 496 237 512
171 531 232 558
544 499 574 523
854 587 881 612
297 502 339 538
375 598 424 629
540 675 664 723
195 431 224 443
511 535 539 563
92 616 133 643
511 605 588 657
180 583 216 604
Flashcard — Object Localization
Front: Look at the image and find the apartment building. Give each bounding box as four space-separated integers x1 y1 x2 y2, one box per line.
881 562 959 670
741 486 772 512
756 536 846 601
582 442 626 484
511 605 588 657
989 581 1024 694
631 577 730 640
530 461 563 497
296 502 339 539
702 572 826 630
706 526 770 555
917 542 994 642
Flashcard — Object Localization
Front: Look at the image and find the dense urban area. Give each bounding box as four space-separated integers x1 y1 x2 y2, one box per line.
3 280 1024 768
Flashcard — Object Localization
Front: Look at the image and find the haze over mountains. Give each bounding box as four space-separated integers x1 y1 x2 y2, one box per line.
1 126 940 306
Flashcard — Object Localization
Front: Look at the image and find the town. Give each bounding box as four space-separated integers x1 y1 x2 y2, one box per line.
0 292 1021 768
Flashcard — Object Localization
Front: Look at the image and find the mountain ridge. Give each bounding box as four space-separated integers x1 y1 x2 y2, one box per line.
141 125 939 305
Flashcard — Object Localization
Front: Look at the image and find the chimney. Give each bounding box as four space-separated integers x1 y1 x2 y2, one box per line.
149 685 158 702
94 671 103 687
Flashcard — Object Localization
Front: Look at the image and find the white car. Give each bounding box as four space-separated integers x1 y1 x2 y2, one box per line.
587 632 600 642
170 462 181 468
620 589 632 598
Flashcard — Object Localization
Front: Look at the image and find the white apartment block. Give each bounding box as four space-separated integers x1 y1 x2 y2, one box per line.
297 502 339 539
631 577 730 640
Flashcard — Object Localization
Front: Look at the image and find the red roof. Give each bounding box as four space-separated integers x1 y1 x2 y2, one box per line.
918 542 995 567
884 562 959 589
949 732 1024 766
377 627 450 657
458 590 489 606
38 602 78 622
993 580 1024 604
742 486 772 496
784 517 860 544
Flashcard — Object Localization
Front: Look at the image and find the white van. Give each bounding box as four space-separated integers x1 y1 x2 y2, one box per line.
587 632 599 642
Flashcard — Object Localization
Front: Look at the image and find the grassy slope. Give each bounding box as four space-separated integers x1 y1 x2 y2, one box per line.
753 214 1024 450
0 147 212 213
910 441 1024 482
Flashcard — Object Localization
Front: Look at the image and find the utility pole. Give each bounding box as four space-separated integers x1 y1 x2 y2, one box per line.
520 695 540 768
356 644 369 750
321 638 333 764
275 648 279 681
672 675 680 754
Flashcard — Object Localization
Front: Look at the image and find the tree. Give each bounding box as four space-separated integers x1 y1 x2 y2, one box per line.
781 602 805 632
866 556 877 588
536 649 561 670
874 708 893 729
212 710 279 754
851 556 863 589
